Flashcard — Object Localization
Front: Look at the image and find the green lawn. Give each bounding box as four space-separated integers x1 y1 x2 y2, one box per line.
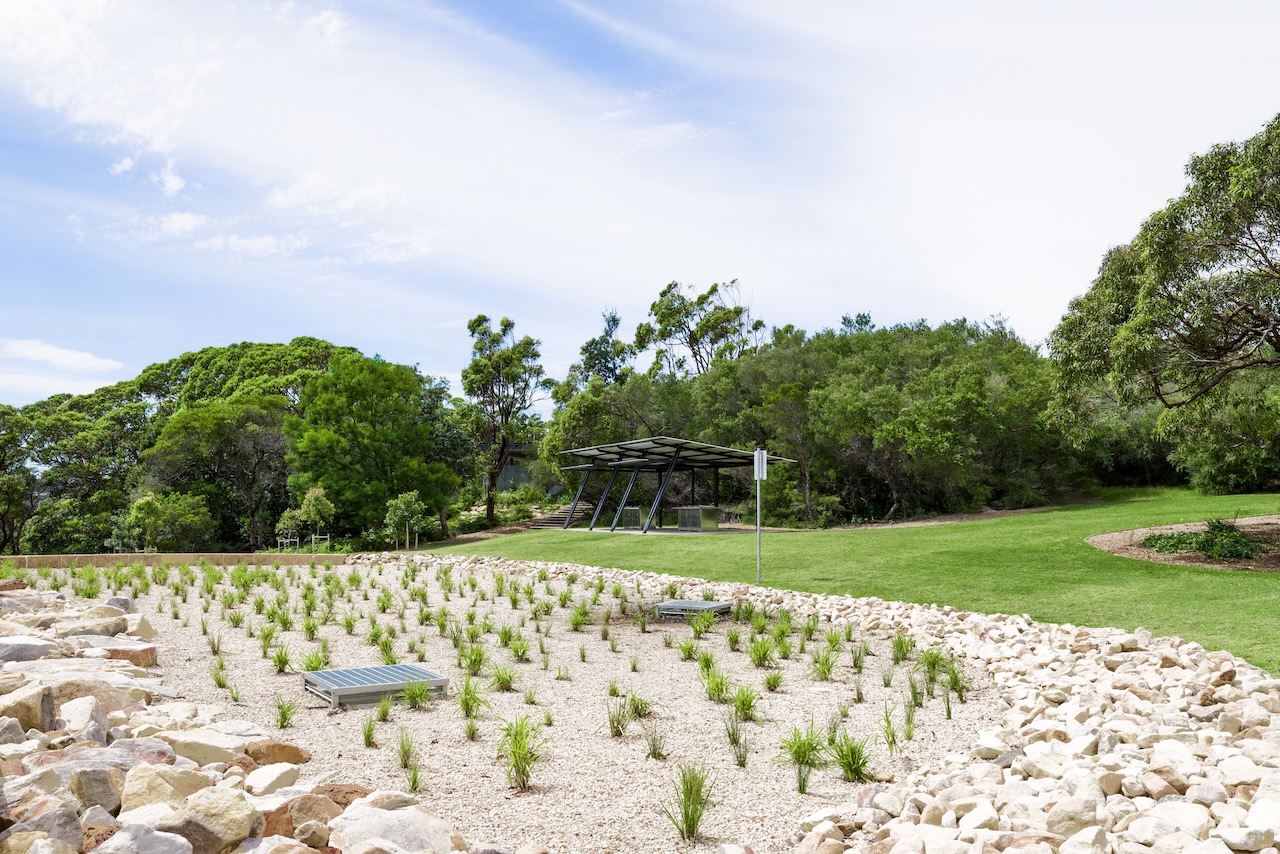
433 488 1280 674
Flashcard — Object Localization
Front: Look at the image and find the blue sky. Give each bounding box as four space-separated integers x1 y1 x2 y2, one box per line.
3 0 1280 407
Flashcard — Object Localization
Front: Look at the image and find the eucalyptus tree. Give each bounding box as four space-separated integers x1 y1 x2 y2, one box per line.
461 316 550 524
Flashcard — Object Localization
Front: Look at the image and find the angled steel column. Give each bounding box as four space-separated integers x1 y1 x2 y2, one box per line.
643 448 682 533
713 468 720 506
588 467 619 530
562 470 591 529
610 467 642 532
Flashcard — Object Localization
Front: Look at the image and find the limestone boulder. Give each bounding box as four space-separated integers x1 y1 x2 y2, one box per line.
70 765 125 813
0 682 55 731
68 635 157 667
245 739 310 766
286 793 341 826
120 763 212 811
93 823 194 854
154 786 255 854
156 728 249 766
0 636 61 663
44 676 146 714
53 616 127 638
58 695 108 743
245 763 299 796
328 793 468 853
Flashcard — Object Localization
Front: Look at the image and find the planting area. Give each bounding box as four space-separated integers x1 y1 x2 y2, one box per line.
30 554 1000 852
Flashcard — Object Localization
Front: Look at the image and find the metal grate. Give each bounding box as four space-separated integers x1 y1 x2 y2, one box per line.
302 664 449 708
654 599 732 619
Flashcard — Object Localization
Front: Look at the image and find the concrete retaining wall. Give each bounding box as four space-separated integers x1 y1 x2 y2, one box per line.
3 552 332 569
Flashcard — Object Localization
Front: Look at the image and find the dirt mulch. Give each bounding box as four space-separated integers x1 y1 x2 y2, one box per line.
1086 514 1280 573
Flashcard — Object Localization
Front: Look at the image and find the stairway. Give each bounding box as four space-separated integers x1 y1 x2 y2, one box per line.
530 503 594 530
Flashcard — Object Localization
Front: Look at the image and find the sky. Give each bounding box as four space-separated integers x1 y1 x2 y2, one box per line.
2 0 1279 408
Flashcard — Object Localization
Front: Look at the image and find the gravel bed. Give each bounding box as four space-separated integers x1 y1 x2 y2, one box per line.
130 554 1002 853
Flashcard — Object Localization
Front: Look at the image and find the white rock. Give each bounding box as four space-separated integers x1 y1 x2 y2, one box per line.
1212 825 1274 851
94 823 193 854
1059 825 1107 854
244 762 299 796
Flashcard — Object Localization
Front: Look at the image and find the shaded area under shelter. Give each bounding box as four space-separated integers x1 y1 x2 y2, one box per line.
559 436 793 533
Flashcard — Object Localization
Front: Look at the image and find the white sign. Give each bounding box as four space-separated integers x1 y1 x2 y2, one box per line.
754 448 768 481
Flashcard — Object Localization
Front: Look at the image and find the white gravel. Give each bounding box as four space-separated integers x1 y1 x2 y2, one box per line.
130 554 1002 854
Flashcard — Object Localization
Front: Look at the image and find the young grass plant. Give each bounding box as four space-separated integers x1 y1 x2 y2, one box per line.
605 697 634 738
275 696 299 728
362 714 377 747
643 723 667 760
829 731 874 782
661 762 714 843
779 720 826 794
497 715 547 791
397 729 415 769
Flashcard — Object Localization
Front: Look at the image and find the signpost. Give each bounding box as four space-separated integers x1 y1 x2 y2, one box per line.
754 449 767 585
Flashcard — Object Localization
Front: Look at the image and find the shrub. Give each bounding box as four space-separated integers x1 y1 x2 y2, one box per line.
1145 517 1262 559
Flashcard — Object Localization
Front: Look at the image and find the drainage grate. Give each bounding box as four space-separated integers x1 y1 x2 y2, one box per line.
302 664 450 708
654 599 732 619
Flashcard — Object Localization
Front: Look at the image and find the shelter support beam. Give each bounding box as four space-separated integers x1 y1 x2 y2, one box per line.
611 468 642 532
643 448 682 533
562 470 591 529
588 467 619 530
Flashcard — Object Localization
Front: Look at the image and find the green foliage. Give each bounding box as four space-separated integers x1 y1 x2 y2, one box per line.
660 762 715 843
497 715 547 791
828 731 874 782
779 720 826 794
1144 518 1262 559
1050 114 1280 493
461 315 549 524
287 353 469 536
127 491 215 552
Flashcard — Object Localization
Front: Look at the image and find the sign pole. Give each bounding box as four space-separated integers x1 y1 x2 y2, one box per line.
754 449 767 585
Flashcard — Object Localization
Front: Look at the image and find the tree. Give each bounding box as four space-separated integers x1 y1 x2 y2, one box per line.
384 490 429 549
0 406 37 554
127 491 215 552
287 354 470 535
634 280 764 377
275 508 303 544
1050 114 1280 492
461 316 549 524
143 396 290 550
297 487 334 541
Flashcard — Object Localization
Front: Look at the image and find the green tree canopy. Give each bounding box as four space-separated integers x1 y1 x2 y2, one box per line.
128 491 215 552
461 315 549 524
634 280 765 377
1051 113 1280 492
287 354 470 534
142 395 290 550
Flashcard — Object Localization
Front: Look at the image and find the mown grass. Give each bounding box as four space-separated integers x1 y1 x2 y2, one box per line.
433 488 1280 673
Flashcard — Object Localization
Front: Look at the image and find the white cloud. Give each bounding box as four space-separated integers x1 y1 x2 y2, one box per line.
193 233 308 257
0 338 123 373
2 0 1280 375
149 158 184 197
157 211 206 237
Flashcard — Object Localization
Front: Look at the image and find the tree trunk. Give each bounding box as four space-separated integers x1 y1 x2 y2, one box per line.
438 506 450 539
486 468 499 525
